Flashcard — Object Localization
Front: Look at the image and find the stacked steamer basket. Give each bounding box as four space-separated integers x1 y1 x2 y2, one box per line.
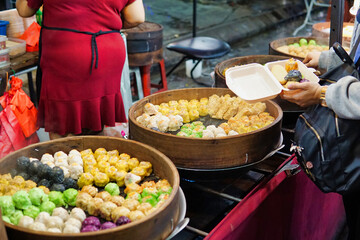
0 136 181 240
128 88 283 170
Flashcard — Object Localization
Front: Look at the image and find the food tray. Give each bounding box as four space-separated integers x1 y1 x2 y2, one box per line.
0 136 181 240
225 63 285 103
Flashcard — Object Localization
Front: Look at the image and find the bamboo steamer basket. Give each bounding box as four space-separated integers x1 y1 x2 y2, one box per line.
128 88 283 169
0 136 180 240
312 22 353 44
268 36 335 61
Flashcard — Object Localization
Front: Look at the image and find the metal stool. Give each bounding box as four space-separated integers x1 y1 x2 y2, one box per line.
166 37 231 79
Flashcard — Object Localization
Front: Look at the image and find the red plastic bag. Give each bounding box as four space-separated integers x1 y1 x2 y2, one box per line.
0 76 38 138
19 22 41 52
0 106 27 158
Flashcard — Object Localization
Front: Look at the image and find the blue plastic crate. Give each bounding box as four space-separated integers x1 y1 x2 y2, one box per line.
0 21 9 36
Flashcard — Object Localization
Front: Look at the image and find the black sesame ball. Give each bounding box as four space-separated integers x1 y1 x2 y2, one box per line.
51 166 64 183
29 161 44 176
50 183 66 192
16 156 30 172
29 175 40 184
39 164 52 179
37 179 52 188
63 178 78 190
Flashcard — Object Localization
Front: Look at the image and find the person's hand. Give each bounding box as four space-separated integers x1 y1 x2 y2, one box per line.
280 81 322 108
303 52 321 68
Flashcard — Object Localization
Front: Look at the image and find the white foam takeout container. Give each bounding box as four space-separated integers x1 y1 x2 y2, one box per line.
225 60 319 103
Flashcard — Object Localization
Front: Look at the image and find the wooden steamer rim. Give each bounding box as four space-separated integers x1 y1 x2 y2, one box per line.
128 88 283 170
0 136 180 240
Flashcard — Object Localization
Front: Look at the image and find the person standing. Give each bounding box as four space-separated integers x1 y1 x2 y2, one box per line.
16 0 145 139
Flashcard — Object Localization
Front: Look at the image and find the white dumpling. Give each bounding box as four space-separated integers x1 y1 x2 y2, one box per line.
146 115 160 129
63 224 80 233
70 208 86 222
214 127 226 137
54 151 68 162
202 129 215 138
18 216 34 228
41 153 54 164
157 115 170 132
35 212 50 224
228 130 239 136
206 125 217 133
59 166 70 178
215 133 227 138
144 103 159 115
124 173 142 186
55 158 69 168
69 163 84 179
168 114 183 131
46 216 64 230
47 228 62 233
68 149 81 158
136 113 151 127
68 155 83 166
29 222 47 232
64 217 82 230
52 207 69 222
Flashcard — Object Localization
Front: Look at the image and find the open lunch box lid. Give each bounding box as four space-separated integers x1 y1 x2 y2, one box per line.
225 59 319 103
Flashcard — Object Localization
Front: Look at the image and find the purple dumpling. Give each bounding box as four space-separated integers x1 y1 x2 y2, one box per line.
81 224 100 232
100 221 117 230
115 216 131 226
82 216 101 228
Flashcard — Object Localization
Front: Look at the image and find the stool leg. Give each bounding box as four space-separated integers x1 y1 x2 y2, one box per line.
158 59 167 91
134 68 144 99
140 65 151 97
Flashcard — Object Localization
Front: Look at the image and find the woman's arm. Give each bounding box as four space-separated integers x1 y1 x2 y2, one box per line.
122 0 145 29
16 0 38 17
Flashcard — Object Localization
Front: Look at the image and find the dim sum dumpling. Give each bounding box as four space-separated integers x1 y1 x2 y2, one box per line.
46 216 64 230
63 224 80 233
70 208 86 222
52 207 69 222
202 129 215 138
144 103 159 115
29 222 47 232
18 216 34 228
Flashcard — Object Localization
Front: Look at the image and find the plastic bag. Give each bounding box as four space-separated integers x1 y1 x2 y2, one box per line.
0 76 38 138
19 22 41 52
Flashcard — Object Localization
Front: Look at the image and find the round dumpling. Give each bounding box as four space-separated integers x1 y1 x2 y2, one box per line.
46 216 64 230
205 125 217 133
47 228 62 233
68 155 83 166
68 149 81 158
70 207 86 222
29 222 47 232
41 153 54 164
228 130 239 136
202 129 215 138
69 163 83 179
214 127 226 137
35 212 51 224
52 207 69 222
65 217 82 230
63 224 80 233
18 216 34 228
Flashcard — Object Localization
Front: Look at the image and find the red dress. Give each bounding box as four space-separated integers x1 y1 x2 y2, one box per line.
27 0 135 135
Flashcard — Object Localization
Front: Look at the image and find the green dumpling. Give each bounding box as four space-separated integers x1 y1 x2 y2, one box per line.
104 183 120 196
63 188 78 206
12 190 32 210
28 188 47 206
9 210 23 225
39 201 56 215
48 191 65 207
23 205 40 219
0 196 15 216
